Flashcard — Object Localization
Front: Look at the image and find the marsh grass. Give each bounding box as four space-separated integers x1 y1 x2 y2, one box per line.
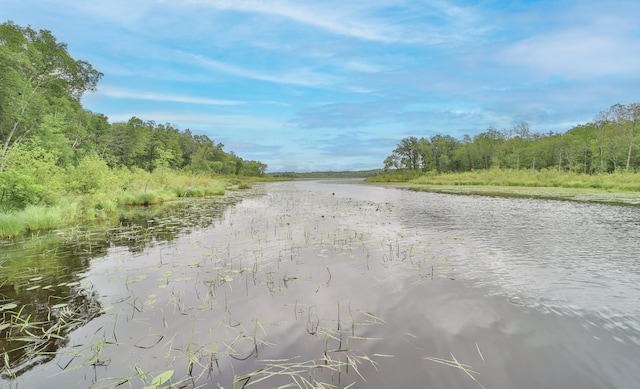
0 213 22 238
0 204 77 237
369 169 640 192
0 170 230 238
173 184 226 198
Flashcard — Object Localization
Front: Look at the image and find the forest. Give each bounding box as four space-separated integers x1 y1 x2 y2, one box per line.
382 103 639 175
0 21 266 215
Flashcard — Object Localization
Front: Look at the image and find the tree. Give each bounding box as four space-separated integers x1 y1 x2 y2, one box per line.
385 136 426 171
593 108 611 173
430 134 459 173
0 21 102 170
507 122 531 170
611 103 640 172
240 160 267 176
474 128 504 169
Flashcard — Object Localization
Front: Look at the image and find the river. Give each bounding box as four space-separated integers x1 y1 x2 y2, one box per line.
1 179 639 388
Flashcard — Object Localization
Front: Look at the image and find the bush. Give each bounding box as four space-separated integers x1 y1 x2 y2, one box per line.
0 171 43 210
65 153 115 194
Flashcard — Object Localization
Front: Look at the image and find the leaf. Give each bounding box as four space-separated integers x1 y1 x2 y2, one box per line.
0 303 18 311
150 370 174 386
135 365 146 380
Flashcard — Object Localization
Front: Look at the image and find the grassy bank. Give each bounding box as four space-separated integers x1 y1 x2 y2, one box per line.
366 169 640 205
368 169 640 190
0 170 257 239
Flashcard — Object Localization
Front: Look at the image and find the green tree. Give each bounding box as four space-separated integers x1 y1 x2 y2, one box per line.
385 136 423 171
430 134 459 173
240 160 267 176
0 21 102 170
611 103 640 172
474 128 504 169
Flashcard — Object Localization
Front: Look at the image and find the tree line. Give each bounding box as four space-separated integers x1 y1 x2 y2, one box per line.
1 21 266 210
383 103 640 175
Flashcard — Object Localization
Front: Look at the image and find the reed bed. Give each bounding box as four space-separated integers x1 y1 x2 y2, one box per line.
370 169 640 192
0 171 233 239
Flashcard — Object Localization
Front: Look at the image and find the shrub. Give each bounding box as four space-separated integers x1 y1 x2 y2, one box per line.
66 153 115 194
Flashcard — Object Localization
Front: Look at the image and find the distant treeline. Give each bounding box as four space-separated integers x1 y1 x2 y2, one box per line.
383 103 640 175
269 169 383 178
0 21 266 211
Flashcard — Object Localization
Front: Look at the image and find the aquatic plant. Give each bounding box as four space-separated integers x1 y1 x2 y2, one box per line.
0 213 22 238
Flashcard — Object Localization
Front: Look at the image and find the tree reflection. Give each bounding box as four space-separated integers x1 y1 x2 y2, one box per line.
0 196 238 379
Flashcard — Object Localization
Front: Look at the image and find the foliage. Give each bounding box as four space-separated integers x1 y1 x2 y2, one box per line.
0 21 268 236
0 21 102 170
1 142 64 209
65 153 115 194
382 103 640 175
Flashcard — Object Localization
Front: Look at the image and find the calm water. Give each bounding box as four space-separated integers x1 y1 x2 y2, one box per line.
1 180 639 388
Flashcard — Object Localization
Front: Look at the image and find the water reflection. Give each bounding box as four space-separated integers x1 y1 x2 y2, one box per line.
2 181 639 388
393 192 640 334
0 195 241 380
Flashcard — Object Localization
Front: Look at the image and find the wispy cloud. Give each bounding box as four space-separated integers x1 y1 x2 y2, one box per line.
288 99 410 129
10 0 640 172
106 111 285 131
187 53 335 87
502 29 640 78
178 0 409 42
99 87 244 106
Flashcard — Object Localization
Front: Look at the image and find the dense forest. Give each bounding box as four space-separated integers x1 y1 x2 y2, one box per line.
383 103 640 175
0 21 266 213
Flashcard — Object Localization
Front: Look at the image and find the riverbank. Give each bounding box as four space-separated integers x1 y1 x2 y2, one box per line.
381 183 640 206
0 173 281 239
366 169 640 206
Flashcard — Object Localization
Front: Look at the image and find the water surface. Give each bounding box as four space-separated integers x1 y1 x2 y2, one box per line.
1 180 639 388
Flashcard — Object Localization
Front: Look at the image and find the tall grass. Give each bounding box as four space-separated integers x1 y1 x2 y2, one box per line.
0 213 22 238
0 204 79 238
377 169 640 192
0 169 231 239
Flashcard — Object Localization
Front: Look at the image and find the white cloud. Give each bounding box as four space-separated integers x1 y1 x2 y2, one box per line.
106 111 285 131
344 60 386 73
98 87 244 106
187 54 335 87
175 0 408 42
502 29 640 78
499 2 640 79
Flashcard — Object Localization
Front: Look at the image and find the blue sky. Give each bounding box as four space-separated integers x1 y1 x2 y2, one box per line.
4 0 640 172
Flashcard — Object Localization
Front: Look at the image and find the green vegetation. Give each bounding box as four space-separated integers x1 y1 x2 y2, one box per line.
380 104 640 176
369 169 640 191
372 103 640 198
0 21 267 238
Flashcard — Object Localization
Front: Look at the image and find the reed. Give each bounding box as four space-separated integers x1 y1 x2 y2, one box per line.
116 190 174 206
0 212 22 238
388 169 640 192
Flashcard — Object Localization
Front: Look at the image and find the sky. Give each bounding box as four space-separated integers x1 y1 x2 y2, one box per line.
3 0 640 172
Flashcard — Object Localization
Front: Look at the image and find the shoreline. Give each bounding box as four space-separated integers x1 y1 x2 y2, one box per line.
371 182 640 207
